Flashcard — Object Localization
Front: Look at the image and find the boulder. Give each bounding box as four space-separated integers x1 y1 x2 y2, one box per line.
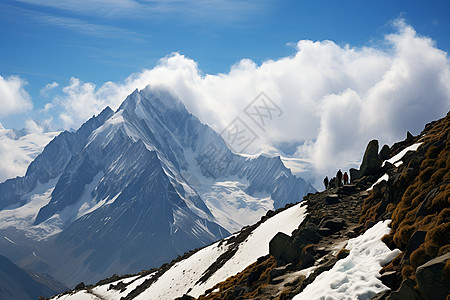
380 271 397 288
292 226 321 248
339 184 356 195
416 186 440 217
387 278 423 300
346 231 357 238
406 231 427 256
379 144 391 160
301 252 315 268
325 194 340 204
322 218 345 232
416 252 450 300
349 168 360 182
406 131 414 141
75 282 85 290
352 139 382 180
401 150 417 168
269 232 300 265
360 140 382 176
382 161 395 173
318 227 332 236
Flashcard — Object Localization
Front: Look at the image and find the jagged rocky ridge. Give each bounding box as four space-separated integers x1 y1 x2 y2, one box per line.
0 85 315 288
52 112 449 299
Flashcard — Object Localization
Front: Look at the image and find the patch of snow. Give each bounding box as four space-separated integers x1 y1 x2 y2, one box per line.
75 172 107 219
367 174 389 191
4 236 16 244
201 179 274 233
382 142 423 167
86 274 151 300
134 203 306 300
192 203 307 297
0 176 60 240
294 220 401 300
55 290 100 300
280 156 312 175
183 149 275 233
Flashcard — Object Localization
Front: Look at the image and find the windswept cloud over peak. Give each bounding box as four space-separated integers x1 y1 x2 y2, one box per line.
39 20 450 187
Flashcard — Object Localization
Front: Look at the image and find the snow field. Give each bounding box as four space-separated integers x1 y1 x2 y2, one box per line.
294 220 401 300
136 202 307 299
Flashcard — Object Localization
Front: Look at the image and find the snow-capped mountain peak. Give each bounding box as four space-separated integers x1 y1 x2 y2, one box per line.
0 85 315 286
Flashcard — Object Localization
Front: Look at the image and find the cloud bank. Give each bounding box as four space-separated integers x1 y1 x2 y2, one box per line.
0 75 33 117
3 20 450 187
0 121 59 183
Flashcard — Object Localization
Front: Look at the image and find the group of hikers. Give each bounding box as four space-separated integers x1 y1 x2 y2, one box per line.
323 169 349 189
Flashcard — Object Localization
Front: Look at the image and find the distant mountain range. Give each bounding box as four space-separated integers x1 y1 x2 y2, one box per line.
0 85 315 289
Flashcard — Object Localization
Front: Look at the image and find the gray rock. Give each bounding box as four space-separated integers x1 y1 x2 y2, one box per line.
387 278 423 300
269 232 300 265
349 168 360 182
318 227 332 236
406 231 427 256
347 231 357 238
325 194 340 204
416 252 450 300
406 131 414 141
371 290 391 300
416 186 440 217
352 139 382 180
322 218 346 232
379 144 391 160
380 271 397 288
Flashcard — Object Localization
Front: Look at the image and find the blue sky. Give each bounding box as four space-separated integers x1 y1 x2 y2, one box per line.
1 0 449 129
0 0 449 187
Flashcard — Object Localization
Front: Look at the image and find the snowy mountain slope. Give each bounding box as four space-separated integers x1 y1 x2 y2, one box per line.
54 202 307 300
0 85 315 286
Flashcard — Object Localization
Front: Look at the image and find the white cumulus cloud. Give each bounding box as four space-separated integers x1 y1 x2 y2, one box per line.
43 20 450 188
0 75 33 117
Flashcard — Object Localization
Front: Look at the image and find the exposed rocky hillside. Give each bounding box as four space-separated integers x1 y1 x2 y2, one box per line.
50 112 449 300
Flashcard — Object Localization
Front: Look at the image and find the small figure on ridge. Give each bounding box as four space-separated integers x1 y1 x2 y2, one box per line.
323 176 329 190
336 169 343 187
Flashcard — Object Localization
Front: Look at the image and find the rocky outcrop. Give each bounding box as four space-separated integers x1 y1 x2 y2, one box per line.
350 139 382 181
269 232 301 266
359 112 450 298
416 252 450 300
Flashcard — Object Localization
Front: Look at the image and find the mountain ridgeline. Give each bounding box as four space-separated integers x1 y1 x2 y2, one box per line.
0 86 315 289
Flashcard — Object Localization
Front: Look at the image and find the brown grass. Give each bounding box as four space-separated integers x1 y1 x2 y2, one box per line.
359 112 449 289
